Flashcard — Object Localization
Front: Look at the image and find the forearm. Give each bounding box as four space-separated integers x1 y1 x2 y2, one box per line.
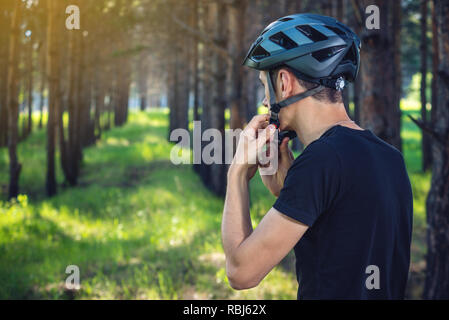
260 174 281 197
222 164 253 267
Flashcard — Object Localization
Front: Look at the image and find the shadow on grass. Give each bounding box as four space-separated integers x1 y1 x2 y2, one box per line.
0 211 229 299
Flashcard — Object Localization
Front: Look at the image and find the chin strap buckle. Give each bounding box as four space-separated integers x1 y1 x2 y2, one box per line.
266 70 326 146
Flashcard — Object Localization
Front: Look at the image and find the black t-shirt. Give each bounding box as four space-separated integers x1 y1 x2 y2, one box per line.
273 125 413 299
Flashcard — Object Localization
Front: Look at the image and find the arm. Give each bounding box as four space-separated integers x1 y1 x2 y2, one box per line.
222 164 308 289
222 113 308 290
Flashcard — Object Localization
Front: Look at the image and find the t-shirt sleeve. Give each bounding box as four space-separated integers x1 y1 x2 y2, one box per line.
273 140 342 227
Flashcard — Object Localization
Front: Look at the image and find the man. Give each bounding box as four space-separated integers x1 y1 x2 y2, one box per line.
221 14 413 299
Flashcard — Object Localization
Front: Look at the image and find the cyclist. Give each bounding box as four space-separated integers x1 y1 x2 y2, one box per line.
222 14 413 299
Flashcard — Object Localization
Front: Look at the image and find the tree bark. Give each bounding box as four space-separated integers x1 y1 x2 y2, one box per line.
25 37 34 137
421 0 432 172
137 52 148 112
195 1 228 197
114 41 131 127
191 0 200 122
38 40 46 130
63 30 80 186
359 0 402 152
423 0 449 300
6 0 23 199
167 0 190 136
46 0 60 197
208 1 228 197
228 0 248 130
0 5 10 148
429 0 439 169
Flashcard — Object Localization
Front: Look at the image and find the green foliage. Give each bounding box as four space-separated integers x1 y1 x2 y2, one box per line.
405 72 432 104
0 105 430 299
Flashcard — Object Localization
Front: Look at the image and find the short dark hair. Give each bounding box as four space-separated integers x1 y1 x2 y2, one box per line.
271 66 343 104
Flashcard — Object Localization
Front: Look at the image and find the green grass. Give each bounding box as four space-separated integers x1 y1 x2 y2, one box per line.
0 103 431 299
0 110 296 299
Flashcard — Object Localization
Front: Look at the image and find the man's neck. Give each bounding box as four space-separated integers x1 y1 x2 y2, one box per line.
292 103 359 147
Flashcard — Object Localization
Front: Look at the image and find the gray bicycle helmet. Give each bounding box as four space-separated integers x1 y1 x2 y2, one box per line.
243 13 360 85
243 13 361 142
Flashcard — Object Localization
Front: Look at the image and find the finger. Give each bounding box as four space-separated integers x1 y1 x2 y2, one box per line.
260 121 269 129
279 137 290 156
257 125 276 153
247 114 270 131
256 121 270 138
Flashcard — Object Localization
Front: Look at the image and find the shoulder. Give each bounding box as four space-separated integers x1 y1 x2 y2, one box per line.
290 139 341 172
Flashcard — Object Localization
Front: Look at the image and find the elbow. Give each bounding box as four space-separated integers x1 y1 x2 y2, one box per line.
228 279 258 291
226 264 260 290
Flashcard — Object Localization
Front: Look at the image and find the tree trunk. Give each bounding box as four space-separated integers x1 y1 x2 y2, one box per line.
191 0 200 122
94 65 105 140
243 0 262 121
321 0 332 16
195 1 228 197
26 38 34 137
63 30 80 186
423 0 449 300
336 0 344 21
6 0 23 199
167 1 190 135
208 1 228 197
421 0 432 172
284 0 302 14
137 52 148 112
194 1 211 177
38 40 46 130
348 1 363 124
228 0 248 130
392 0 402 149
0 8 10 148
429 0 439 169
46 0 60 197
114 45 131 127
359 0 402 152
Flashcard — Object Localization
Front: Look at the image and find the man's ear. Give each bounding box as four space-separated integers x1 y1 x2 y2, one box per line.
280 73 286 97
278 69 292 98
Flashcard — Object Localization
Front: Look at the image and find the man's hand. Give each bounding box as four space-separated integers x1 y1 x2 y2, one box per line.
259 136 294 197
231 114 276 180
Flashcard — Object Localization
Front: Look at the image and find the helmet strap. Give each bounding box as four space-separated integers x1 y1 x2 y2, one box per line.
266 70 325 143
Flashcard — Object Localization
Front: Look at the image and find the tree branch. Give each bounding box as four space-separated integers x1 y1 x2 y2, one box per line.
350 0 364 28
408 115 446 146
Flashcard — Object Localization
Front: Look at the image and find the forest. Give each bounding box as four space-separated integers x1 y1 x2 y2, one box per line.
0 0 449 300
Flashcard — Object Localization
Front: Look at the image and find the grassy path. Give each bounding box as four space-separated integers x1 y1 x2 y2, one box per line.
0 111 297 299
0 105 430 299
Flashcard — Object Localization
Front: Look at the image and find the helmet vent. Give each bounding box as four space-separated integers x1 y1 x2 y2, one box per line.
325 25 346 38
251 45 270 59
278 17 293 22
269 32 298 50
296 25 328 42
336 22 354 35
312 45 346 62
341 43 357 65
